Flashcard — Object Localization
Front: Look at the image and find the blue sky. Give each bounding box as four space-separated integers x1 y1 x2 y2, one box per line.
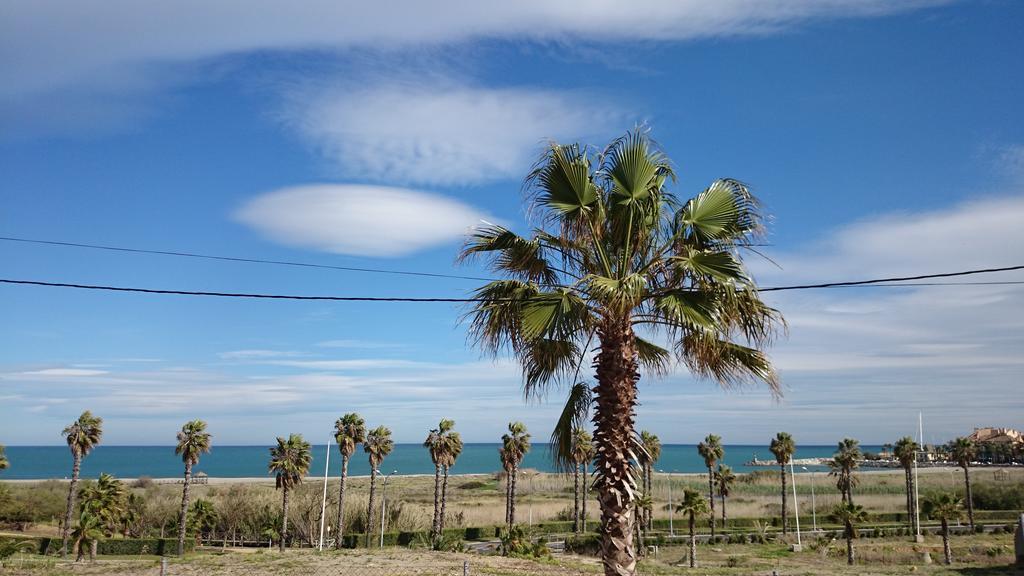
1 0 1022 446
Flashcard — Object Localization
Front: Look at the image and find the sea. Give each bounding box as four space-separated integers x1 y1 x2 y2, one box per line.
0 444 883 480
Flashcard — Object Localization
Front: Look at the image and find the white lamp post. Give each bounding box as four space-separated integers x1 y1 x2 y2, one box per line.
659 469 674 537
801 466 817 532
789 458 802 551
318 437 331 551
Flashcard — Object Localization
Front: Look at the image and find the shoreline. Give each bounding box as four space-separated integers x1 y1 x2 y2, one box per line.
0 466 990 484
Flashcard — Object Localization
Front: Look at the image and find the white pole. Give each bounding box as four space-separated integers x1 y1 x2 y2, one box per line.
666 470 674 538
790 459 801 547
802 466 817 532
380 471 396 548
318 437 331 551
914 411 923 542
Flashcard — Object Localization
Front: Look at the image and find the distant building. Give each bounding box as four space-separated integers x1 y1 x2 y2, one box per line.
967 427 1024 464
968 427 1024 445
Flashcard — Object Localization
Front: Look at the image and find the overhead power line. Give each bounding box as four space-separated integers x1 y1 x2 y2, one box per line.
0 236 493 282
1 264 1021 302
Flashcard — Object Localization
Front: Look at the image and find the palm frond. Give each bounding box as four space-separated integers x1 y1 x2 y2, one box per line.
678 332 779 395
459 225 561 285
522 337 580 397
548 382 594 472
635 336 671 376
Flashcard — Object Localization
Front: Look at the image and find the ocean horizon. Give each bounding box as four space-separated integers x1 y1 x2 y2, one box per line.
0 443 884 480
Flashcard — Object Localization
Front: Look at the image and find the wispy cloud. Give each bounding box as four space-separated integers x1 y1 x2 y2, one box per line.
2 1 951 136
280 79 620 185
317 340 402 349
217 349 308 360
20 368 109 377
235 184 492 257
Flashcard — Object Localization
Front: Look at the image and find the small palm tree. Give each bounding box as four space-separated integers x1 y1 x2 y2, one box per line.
425 418 455 542
570 428 593 534
60 411 103 557
893 436 919 534
268 434 312 552
71 512 103 562
460 131 783 576
364 426 394 547
677 489 710 568
501 422 530 530
0 445 8 471
438 427 463 536
923 492 963 565
639 431 661 531
175 420 211 556
769 432 795 534
697 434 723 536
830 438 862 504
949 437 975 529
714 464 736 526
187 499 218 545
830 501 868 566
333 412 365 548
78 472 126 559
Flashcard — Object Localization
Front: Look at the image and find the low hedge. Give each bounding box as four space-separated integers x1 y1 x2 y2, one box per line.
9 537 192 556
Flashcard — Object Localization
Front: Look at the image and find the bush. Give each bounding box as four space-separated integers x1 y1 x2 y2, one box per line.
970 482 1024 510
464 527 484 540
5 537 191 557
457 480 488 490
564 533 600 555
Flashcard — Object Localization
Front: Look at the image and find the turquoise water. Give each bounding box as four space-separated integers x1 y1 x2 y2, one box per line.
0 444 882 480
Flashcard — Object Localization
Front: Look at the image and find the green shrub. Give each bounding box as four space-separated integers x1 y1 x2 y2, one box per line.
564 533 600 555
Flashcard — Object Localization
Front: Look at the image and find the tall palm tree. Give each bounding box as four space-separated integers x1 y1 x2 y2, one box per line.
677 488 709 568
438 426 463 535
61 411 103 557
893 436 919 534
501 422 530 529
831 502 868 566
0 445 8 471
570 428 593 534
769 432 795 534
499 446 513 527
364 425 394 547
461 131 782 576
268 434 312 552
639 430 661 531
714 464 736 526
175 420 211 556
425 418 455 542
830 438 862 504
332 412 365 548
697 434 723 536
949 437 975 529
923 492 964 565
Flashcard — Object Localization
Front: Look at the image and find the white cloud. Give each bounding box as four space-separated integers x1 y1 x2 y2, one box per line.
282 80 619 184
235 184 492 257
20 368 109 377
317 339 401 349
218 349 307 360
1 1 949 99
1 1 950 135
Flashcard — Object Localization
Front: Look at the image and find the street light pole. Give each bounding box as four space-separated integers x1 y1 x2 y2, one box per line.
380 470 397 548
318 436 331 551
802 466 817 532
789 459 801 550
659 469 674 538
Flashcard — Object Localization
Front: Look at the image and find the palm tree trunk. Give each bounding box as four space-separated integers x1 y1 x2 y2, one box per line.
177 461 192 556
707 466 716 537
366 468 378 548
335 455 349 549
61 453 81 558
279 486 290 552
573 463 581 534
962 466 974 529
90 538 97 561
440 465 451 534
941 518 951 564
780 463 788 534
74 538 83 562
432 462 442 541
593 318 639 576
645 465 652 530
903 468 911 531
504 468 511 528
509 464 518 527
846 530 854 565
721 493 726 526
688 513 696 568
